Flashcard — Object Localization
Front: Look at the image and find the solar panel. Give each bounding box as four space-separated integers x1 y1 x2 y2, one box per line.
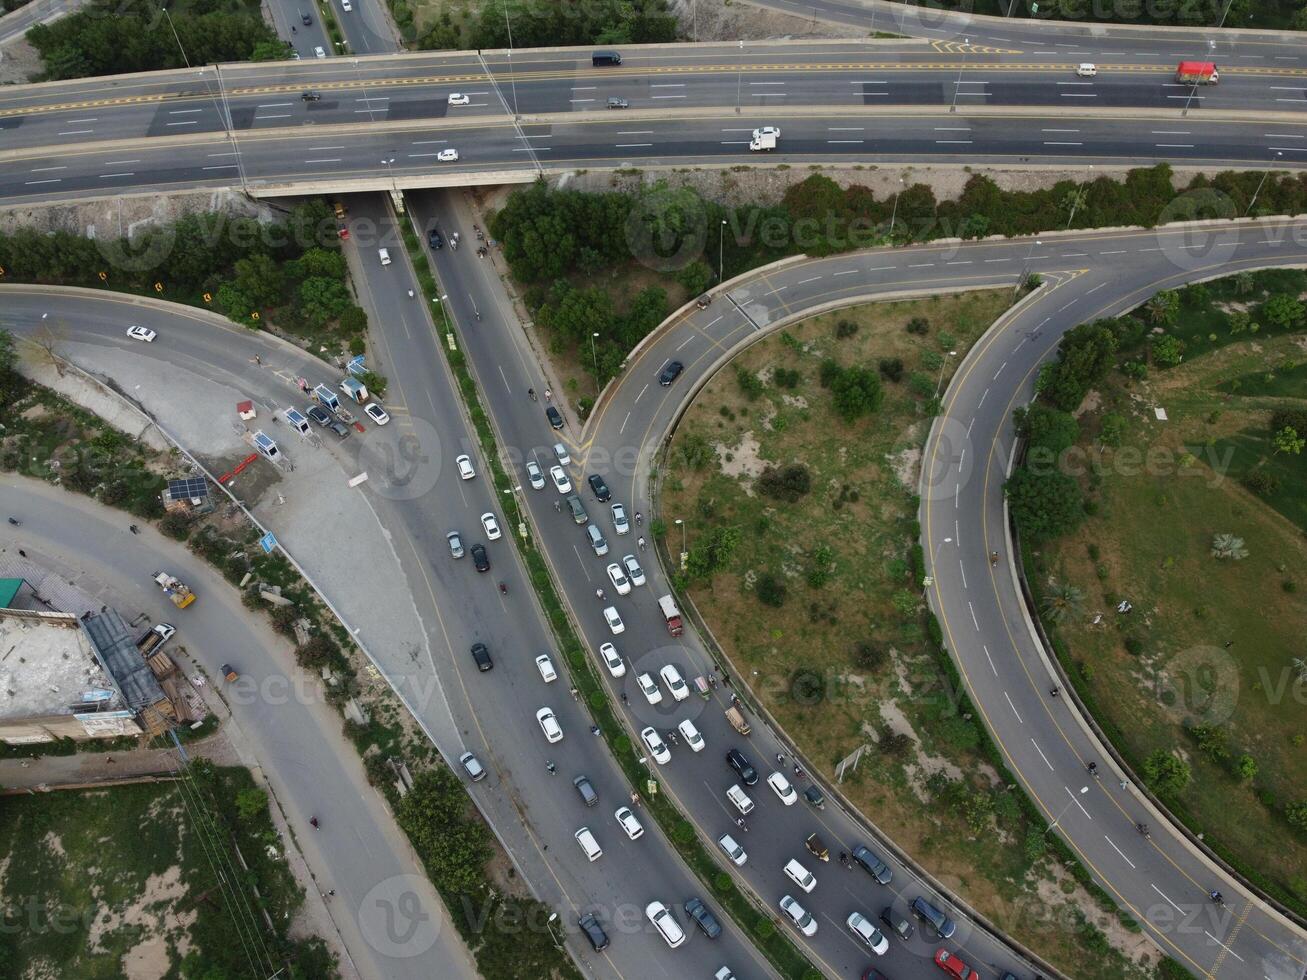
167 476 209 500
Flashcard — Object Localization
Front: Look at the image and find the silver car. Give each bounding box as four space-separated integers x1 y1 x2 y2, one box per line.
446 531 464 558
611 502 630 534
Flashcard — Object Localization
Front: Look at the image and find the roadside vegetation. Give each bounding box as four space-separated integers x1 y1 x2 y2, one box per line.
1007 268 1307 916
395 0 675 52
0 762 335 978
659 292 1164 978
940 0 1303 31
489 167 1307 407
27 0 282 81
0 202 369 359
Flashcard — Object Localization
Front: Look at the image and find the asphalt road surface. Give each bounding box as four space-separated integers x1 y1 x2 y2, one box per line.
0 473 478 980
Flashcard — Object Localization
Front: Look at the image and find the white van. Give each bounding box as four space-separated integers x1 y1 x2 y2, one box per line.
574 827 603 862
726 783 754 815
378 248 391 266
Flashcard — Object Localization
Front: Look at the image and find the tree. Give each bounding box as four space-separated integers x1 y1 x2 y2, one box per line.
1210 533 1248 561
1151 334 1185 367
1041 579 1086 623
395 769 491 895
755 572 787 607
1014 403 1079 456
299 277 352 327
1145 290 1180 325
757 463 811 503
1288 801 1307 834
1142 749 1191 798
250 39 289 61
1036 320 1118 412
1004 467 1084 539
829 365 883 422
233 253 283 309
1273 426 1304 456
1234 754 1257 781
234 787 268 822
1262 293 1305 328
685 526 741 582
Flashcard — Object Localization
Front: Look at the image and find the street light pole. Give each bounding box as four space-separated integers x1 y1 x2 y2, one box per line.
950 38 969 113
590 332 600 393
1016 238 1041 296
888 177 904 239
502 3 520 119
735 40 744 114
718 219 726 283
1065 164 1091 229
1247 151 1283 215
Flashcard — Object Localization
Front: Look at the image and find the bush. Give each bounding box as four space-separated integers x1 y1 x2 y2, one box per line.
878 357 904 382
906 316 929 335
1004 467 1084 539
1142 749 1191 798
159 510 193 541
853 643 887 671
755 572 787 607
818 359 841 388
829 366 883 422
1036 320 1119 412
734 365 765 400
757 463 811 503
1243 471 1280 497
773 367 801 389
835 318 859 338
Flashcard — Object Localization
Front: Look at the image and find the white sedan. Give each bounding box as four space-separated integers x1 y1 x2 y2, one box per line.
603 606 624 635
621 553 645 586
480 512 502 540
526 460 545 490
364 403 390 425
659 664 689 702
677 718 705 752
598 642 625 678
534 654 557 683
447 93 470 106
536 707 563 744
614 805 644 840
455 454 475 480
126 325 156 342
640 726 671 765
767 771 798 805
606 563 631 596
314 46 326 58
550 465 571 494
437 148 460 163
636 672 662 705
611 503 629 535
780 895 818 937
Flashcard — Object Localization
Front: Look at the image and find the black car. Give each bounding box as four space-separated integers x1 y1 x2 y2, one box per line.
326 418 351 439
861 971 890 980
726 748 757 786
587 474 611 501
545 406 564 429
606 96 628 109
851 844 893 885
470 642 492 671
879 905 913 942
428 228 443 249
683 898 722 939
578 913 609 951
306 405 332 426
471 543 489 572
301 91 321 102
658 360 683 386
300 10 312 24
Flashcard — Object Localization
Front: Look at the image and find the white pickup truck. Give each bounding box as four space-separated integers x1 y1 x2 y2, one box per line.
749 126 780 152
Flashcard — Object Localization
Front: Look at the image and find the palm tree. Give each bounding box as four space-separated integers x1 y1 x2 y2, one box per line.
1041 579 1086 623
1210 534 1249 561
1233 271 1255 296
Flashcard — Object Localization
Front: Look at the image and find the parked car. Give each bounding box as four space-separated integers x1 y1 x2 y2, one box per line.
658 360 684 386
726 748 758 786
326 419 350 439
534 654 557 683
470 643 492 671
446 530 464 558
934 949 978 979
852 844 893 885
717 832 746 866
364 403 390 425
546 406 564 429
306 406 331 426
553 442 570 465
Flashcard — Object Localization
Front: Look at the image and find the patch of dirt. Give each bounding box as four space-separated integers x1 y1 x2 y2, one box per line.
39 831 65 860
878 697 964 802
1073 389 1102 419
87 864 192 959
122 935 171 980
0 36 42 85
715 429 766 484
1034 866 1159 965
886 444 921 492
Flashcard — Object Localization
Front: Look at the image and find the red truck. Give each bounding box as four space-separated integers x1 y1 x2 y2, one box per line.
1176 61 1219 85
657 594 684 636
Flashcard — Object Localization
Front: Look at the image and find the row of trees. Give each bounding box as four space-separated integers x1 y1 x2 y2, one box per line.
417 0 676 52
29 0 281 80
530 279 668 385
913 0 1300 33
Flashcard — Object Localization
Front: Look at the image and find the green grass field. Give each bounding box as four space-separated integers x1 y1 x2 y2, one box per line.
661 290 1157 979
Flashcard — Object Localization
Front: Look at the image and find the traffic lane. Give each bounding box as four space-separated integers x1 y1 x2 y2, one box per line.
1 475 476 980
347 199 781 979
414 195 1035 978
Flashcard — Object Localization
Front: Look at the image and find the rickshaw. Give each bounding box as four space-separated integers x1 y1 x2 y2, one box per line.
692 676 711 700
805 832 830 862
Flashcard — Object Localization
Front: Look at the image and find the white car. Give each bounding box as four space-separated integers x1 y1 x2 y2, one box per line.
447 93 470 106
534 654 557 683
437 148 460 163
364 403 390 425
526 460 545 490
677 718 705 752
752 125 781 140
717 832 747 866
640 726 671 765
603 606 624 635
621 553 645 586
780 895 817 936
614 805 644 840
598 642 625 678
536 707 563 744
455 454 475 480
659 664 689 702
550 465 571 494
767 771 798 806
126 325 156 342
645 901 686 949
553 442 570 466
480 512 501 540
784 858 816 893
606 563 631 596
340 0 351 9
611 503 629 535
314 46 326 58
847 912 889 955
636 672 662 705
1076 62 1097 77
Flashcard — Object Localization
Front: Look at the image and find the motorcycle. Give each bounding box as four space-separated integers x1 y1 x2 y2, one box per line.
498 582 508 596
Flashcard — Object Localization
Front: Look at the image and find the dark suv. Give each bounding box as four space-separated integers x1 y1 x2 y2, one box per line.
428 228 443 249
683 898 722 939
851 844 893 885
578 913 609 951
306 405 331 427
587 474 611 501
725 748 758 786
545 405 564 429
470 643 492 671
658 360 683 386
471 543 489 572
879 905 913 942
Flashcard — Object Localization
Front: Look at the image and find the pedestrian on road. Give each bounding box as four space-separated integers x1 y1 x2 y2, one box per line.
590 725 600 736
1224 640 1234 648
18 550 26 558
1050 686 1060 698
554 500 561 512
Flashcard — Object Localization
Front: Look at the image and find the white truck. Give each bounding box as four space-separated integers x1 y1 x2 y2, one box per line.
749 126 780 152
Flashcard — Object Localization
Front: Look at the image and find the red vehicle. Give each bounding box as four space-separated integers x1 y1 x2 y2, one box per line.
934 949 978 980
1175 61 1219 85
